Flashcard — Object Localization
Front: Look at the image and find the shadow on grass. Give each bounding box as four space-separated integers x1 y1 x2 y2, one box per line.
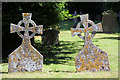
35 41 84 65
49 70 75 73
98 37 120 40
0 72 8 74
1 40 100 73
2 40 99 65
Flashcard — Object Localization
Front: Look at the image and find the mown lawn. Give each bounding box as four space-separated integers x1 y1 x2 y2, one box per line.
1 20 119 78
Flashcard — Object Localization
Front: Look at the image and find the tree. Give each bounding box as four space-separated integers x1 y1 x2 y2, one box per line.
37 2 68 46
2 2 68 59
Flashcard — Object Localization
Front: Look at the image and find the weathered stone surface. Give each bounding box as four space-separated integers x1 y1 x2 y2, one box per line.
71 14 110 72
8 13 43 72
102 10 117 33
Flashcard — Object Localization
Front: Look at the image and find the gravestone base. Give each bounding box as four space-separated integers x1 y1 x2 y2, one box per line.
75 44 110 72
42 29 60 46
8 44 43 73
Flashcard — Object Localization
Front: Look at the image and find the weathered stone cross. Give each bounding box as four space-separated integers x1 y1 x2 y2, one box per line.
8 13 43 72
71 14 110 72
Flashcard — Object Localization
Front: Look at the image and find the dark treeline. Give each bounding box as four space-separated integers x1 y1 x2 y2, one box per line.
2 2 120 61
67 2 120 20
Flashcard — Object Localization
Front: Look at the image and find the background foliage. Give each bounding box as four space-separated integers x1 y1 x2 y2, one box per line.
2 2 120 61
2 2 68 31
2 2 68 59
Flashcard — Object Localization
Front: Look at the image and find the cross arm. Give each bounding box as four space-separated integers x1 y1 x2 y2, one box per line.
88 23 103 32
10 23 24 33
71 28 85 37
29 25 43 34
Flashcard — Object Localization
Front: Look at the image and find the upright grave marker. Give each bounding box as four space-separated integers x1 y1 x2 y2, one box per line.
118 11 120 24
102 10 117 33
71 14 110 72
8 13 43 72
73 11 78 28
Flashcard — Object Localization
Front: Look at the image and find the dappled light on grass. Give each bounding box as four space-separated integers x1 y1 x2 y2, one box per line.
1 31 118 78
1 20 118 78
34 40 83 65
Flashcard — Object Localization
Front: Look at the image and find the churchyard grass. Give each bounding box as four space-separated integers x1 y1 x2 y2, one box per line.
1 20 119 78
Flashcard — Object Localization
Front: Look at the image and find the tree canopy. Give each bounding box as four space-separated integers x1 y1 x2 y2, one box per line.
2 2 68 35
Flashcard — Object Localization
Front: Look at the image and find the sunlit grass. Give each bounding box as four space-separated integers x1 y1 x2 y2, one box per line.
1 20 119 78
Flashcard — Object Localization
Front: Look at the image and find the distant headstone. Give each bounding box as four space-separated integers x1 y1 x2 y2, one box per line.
73 11 77 21
79 12 82 15
118 11 120 23
8 13 43 72
102 10 117 33
71 14 110 72
73 11 78 28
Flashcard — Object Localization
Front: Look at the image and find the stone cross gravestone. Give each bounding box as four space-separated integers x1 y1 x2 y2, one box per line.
8 13 43 72
71 14 110 72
